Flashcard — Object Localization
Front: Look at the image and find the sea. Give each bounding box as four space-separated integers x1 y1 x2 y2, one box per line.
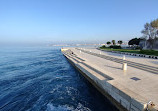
0 46 118 111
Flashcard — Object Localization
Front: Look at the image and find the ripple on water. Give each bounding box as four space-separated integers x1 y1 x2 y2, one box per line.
46 103 91 111
0 47 118 111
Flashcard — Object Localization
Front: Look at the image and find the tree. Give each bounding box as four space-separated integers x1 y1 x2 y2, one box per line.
151 19 158 29
118 40 123 45
112 40 115 45
151 19 158 39
141 19 158 49
106 41 111 45
141 23 154 49
128 38 141 46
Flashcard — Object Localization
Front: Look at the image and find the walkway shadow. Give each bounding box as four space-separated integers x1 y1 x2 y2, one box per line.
150 61 158 65
104 65 122 70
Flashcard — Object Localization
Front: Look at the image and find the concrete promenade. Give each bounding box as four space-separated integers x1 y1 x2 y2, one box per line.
62 47 158 111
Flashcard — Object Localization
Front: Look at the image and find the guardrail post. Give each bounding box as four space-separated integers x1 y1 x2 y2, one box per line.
122 63 127 71
123 55 125 60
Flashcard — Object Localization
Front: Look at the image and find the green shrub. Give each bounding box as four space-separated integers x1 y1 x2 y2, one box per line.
135 46 141 50
139 50 158 56
109 45 121 49
100 45 106 48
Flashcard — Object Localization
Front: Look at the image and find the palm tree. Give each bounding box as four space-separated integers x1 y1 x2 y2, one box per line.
112 40 115 45
118 40 123 45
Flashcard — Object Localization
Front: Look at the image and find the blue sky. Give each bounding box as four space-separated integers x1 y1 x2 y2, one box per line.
0 0 158 45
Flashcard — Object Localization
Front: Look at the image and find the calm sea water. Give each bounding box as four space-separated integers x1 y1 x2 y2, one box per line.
0 47 118 111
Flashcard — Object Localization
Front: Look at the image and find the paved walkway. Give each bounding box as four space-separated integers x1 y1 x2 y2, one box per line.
64 47 158 110
76 48 158 74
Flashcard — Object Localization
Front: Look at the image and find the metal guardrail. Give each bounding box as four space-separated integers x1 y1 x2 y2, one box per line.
98 48 158 59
